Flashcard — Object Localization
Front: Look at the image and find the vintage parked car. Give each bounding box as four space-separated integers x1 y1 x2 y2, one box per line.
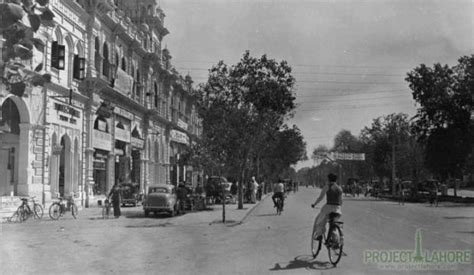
143 184 178 217
120 183 141 207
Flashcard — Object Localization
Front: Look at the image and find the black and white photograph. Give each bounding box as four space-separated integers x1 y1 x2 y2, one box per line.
0 0 473 274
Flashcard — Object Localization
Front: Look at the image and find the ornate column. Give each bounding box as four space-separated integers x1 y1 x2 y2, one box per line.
17 123 33 196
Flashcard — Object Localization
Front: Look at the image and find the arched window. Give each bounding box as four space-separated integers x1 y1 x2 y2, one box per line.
136 69 141 102
102 42 109 78
94 116 108 132
121 56 126 72
132 126 141 139
94 37 101 74
73 42 85 80
154 82 158 108
115 52 119 73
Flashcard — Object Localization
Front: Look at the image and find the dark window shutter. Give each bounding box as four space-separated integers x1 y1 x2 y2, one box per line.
51 41 65 70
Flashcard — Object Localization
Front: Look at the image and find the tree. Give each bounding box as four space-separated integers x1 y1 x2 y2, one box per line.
194 51 301 209
360 113 416 194
0 0 55 98
406 56 474 195
260 125 307 181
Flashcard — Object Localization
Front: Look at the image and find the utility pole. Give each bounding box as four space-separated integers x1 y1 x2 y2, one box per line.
391 129 397 197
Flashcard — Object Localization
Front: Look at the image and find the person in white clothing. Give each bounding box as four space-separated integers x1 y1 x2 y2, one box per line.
311 173 343 241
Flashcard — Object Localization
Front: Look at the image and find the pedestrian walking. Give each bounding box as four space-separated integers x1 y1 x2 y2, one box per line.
257 181 262 200
250 176 258 203
108 184 122 218
429 181 439 207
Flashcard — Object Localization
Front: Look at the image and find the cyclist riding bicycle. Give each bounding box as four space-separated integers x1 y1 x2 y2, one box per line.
311 173 343 241
272 179 285 210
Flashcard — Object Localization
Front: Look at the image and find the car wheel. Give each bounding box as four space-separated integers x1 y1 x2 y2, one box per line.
170 206 176 217
144 210 149 217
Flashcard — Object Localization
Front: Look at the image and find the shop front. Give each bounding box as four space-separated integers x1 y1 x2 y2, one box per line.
92 119 113 196
131 126 145 193
169 129 189 186
114 114 132 186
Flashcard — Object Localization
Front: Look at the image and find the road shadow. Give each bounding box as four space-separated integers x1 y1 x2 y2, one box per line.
342 198 383 202
269 255 334 272
444 216 474 219
125 222 173 228
456 231 474 234
253 213 279 217
433 204 474 208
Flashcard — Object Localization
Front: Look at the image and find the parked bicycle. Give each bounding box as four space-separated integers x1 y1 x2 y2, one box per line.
10 196 43 222
311 213 344 266
102 198 112 219
49 193 78 220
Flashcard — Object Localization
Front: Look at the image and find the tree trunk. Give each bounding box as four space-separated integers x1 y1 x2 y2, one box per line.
238 169 245 209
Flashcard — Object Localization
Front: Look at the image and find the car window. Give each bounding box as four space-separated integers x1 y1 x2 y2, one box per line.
149 187 168 194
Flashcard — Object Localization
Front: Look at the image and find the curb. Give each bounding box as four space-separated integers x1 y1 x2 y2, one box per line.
234 193 271 226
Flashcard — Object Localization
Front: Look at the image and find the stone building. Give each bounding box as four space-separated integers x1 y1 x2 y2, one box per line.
0 0 202 209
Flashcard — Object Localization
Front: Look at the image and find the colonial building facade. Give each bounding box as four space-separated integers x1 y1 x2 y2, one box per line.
0 0 202 208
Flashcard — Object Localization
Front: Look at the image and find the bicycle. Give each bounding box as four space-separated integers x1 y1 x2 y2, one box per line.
102 198 112 219
275 197 283 215
311 212 344 266
11 196 43 222
49 194 78 220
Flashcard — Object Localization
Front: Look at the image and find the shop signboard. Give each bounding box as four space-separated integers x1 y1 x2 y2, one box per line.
115 127 131 143
115 68 134 96
177 119 188 131
93 130 112 151
114 106 133 120
170 129 189 145
131 137 144 149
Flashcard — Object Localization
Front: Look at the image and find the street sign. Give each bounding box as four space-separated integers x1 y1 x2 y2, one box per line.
332 152 365 161
315 152 365 162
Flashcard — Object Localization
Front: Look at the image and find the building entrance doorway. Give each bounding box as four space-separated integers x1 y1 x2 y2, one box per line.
0 98 21 196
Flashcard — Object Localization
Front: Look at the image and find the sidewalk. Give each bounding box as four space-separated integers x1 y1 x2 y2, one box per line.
67 193 271 227
170 193 271 226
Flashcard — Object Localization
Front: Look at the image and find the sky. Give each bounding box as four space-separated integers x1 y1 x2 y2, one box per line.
158 0 474 170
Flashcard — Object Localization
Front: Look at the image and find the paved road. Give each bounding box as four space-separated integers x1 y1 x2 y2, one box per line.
224 188 473 274
1 189 472 274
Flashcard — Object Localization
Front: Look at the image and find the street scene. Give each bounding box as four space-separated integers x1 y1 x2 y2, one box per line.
0 0 473 274
1 188 473 274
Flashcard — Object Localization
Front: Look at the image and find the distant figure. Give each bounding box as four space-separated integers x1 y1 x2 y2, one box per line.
429 181 439 207
272 179 285 211
177 183 188 213
397 180 405 205
108 184 121 218
195 184 203 195
257 180 263 200
251 176 258 203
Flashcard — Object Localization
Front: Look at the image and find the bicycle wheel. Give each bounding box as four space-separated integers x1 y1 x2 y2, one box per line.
71 204 78 219
49 203 61 220
34 204 44 219
17 205 28 222
311 227 322 258
102 205 110 219
9 210 22 223
327 224 344 266
276 199 283 215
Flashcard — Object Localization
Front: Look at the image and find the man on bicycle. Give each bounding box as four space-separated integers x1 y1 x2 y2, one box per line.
311 173 342 241
272 179 285 210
